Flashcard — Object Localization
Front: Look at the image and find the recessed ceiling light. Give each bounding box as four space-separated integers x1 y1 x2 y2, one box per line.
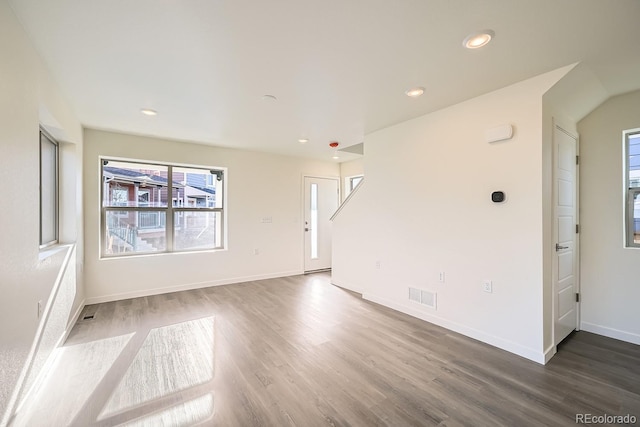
298 138 309 144
463 30 495 49
261 95 278 102
332 153 340 160
405 87 425 98
140 108 157 116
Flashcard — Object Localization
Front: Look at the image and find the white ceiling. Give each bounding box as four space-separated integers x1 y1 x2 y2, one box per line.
9 0 640 161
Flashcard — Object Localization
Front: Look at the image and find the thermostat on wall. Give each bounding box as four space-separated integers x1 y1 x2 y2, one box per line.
491 191 506 203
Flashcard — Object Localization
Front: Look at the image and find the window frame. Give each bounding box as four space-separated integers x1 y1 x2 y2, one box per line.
40 128 59 248
100 157 225 258
349 175 364 192
625 129 640 248
344 174 364 200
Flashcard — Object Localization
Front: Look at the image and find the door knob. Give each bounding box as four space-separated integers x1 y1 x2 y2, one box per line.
555 243 568 251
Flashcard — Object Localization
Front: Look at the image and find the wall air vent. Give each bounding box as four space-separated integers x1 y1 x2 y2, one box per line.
408 287 437 309
409 287 421 303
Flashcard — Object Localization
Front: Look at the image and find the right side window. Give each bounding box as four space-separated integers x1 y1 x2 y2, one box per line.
40 129 58 248
349 175 363 192
626 130 640 247
344 174 363 200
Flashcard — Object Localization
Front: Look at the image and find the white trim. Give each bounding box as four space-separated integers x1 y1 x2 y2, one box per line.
363 292 548 365
62 299 86 343
623 129 640 248
581 321 640 345
99 154 226 172
99 156 228 258
543 344 557 364
575 132 581 332
38 244 68 261
343 174 364 201
551 121 580 346
331 177 364 221
85 270 303 305
330 279 364 294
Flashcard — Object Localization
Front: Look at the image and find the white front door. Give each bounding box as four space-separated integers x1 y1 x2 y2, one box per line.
553 124 579 345
303 176 339 272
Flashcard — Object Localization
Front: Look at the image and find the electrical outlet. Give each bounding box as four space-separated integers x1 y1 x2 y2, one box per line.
483 280 493 293
253 248 259 255
439 272 445 283
37 300 43 318
375 261 381 269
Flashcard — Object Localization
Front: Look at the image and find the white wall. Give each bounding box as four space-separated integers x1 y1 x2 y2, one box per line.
333 67 571 363
83 129 339 302
578 89 640 344
0 0 83 423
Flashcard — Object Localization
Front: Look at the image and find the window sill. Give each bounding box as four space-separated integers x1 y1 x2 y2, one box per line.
39 243 72 262
99 247 227 261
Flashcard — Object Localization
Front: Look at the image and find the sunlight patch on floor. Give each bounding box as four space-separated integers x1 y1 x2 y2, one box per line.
12 333 135 427
99 316 215 419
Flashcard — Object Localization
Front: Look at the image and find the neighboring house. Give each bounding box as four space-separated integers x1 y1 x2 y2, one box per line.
175 171 217 208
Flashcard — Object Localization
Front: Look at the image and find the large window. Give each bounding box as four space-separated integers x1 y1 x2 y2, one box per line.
101 159 224 257
626 130 640 247
40 129 58 247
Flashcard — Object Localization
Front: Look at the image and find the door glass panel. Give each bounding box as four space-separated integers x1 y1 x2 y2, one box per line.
310 183 318 259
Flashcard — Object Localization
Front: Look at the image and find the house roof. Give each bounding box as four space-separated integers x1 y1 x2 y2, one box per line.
9 0 640 161
103 167 183 188
104 167 218 196
188 186 215 196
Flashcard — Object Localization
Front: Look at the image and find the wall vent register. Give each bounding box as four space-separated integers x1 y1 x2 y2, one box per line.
408 287 437 309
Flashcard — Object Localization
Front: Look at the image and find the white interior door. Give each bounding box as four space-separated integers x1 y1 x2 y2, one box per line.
553 124 579 345
304 176 339 272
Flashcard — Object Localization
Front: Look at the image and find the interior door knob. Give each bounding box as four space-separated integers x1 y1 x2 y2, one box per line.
555 243 568 251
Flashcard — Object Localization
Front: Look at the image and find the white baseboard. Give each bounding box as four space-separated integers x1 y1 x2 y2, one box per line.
581 321 640 345
60 299 86 345
85 270 303 305
363 292 548 365
543 344 557 364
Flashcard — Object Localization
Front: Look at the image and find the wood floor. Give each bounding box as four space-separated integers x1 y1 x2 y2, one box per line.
12 273 640 426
